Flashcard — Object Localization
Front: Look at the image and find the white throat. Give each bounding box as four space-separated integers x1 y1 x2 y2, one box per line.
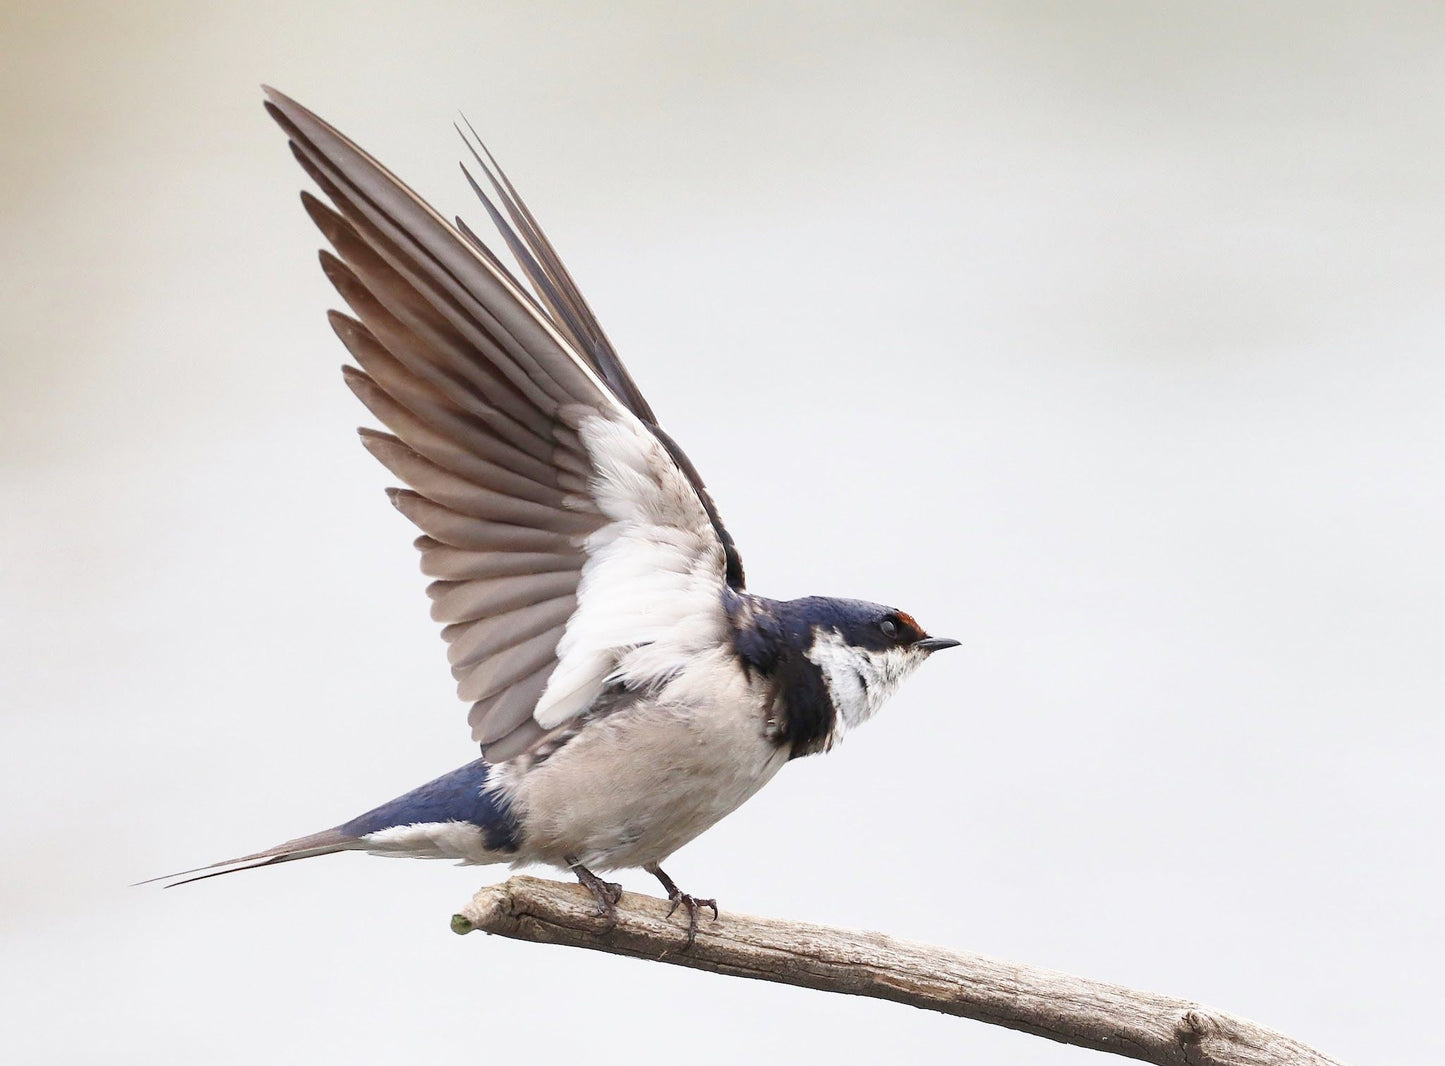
805 629 925 740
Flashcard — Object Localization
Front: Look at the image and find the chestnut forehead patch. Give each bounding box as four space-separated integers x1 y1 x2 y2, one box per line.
893 610 929 641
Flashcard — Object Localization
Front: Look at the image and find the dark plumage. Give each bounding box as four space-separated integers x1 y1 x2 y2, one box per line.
341 760 521 853
727 595 938 756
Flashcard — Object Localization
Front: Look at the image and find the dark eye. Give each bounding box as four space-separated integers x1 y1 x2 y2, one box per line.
879 619 898 640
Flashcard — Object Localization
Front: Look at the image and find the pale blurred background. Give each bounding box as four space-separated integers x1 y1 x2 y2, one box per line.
2 2 1441 1063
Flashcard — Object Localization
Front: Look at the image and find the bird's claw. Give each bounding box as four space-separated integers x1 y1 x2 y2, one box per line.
665 892 719 947
591 879 623 920
570 859 624 925
643 863 719 948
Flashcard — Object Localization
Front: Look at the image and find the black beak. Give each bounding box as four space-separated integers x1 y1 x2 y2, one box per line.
915 637 961 653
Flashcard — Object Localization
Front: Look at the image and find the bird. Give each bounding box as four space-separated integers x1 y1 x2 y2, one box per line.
154 88 960 945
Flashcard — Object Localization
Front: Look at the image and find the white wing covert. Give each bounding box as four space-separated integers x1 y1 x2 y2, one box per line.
264 89 743 760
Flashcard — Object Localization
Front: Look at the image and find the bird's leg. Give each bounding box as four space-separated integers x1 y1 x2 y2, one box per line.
566 856 623 923
644 862 718 948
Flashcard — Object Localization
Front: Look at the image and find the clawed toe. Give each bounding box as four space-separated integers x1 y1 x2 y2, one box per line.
666 892 719 947
664 893 717 921
569 858 624 924
589 880 623 920
643 863 719 948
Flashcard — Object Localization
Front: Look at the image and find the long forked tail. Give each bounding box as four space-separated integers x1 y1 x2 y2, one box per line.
141 757 517 889
138 828 361 889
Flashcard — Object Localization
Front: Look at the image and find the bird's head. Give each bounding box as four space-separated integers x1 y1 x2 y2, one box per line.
734 595 958 756
797 597 959 732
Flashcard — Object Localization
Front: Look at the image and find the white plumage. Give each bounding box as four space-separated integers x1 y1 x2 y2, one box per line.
533 410 728 730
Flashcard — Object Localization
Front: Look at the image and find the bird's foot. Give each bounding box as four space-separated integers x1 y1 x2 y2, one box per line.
667 892 719 948
568 858 623 924
645 862 719 948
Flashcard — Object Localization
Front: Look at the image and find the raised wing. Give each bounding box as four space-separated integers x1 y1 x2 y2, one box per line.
451 123 745 589
263 89 740 759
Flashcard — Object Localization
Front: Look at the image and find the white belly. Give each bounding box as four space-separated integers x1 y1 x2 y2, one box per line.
505 649 788 870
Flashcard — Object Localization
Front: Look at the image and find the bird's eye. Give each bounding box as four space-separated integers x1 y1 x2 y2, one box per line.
879 619 898 640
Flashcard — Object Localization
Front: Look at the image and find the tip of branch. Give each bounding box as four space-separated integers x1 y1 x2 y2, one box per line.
456 876 537 937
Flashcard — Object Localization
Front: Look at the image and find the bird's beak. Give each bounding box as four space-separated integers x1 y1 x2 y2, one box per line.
915 637 961 653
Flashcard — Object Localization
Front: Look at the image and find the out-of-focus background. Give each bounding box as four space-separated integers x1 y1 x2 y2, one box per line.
2 3 1441 1063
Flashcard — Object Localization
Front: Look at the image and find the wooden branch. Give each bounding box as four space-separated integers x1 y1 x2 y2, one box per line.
453 876 1345 1066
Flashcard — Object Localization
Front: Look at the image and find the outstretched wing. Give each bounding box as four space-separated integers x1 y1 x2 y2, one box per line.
263 89 743 759
452 124 745 590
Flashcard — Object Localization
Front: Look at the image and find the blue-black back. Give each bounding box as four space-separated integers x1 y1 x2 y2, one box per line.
339 758 520 852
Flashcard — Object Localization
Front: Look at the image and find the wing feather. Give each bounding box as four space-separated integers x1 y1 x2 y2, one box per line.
442 596 577 669
454 121 657 423
426 572 579 624
264 88 743 756
276 123 594 408
385 490 576 553
469 665 556 746
344 371 564 503
304 194 557 436
416 539 583 581
454 625 569 702
359 433 594 530
338 330 564 483
454 124 746 589
330 311 557 463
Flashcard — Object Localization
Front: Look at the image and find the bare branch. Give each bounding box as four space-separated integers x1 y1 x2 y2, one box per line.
453 876 1345 1066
